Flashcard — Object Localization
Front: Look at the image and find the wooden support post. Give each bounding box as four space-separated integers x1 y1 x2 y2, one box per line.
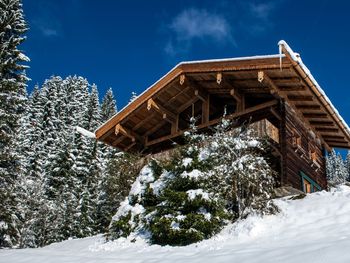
172 114 179 134
194 89 207 102
202 94 210 124
270 107 282 121
230 88 244 111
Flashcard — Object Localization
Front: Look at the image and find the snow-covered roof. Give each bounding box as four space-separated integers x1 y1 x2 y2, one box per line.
95 54 285 133
95 40 350 151
278 40 350 144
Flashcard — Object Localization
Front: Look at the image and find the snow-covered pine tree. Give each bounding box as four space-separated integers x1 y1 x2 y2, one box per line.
0 0 29 248
346 151 350 182
326 150 348 186
85 84 101 131
101 88 117 122
77 84 103 235
109 119 277 246
99 87 117 162
15 87 48 248
95 88 122 232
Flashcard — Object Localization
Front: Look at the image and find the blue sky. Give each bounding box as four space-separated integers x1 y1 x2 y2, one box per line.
22 0 350 126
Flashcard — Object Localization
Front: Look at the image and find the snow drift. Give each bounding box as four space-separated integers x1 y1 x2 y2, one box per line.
2 185 350 263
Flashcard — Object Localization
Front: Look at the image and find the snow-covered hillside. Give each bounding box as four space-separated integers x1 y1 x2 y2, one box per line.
2 185 350 263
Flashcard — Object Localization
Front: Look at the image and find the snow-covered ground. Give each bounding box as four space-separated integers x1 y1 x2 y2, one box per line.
2 185 350 263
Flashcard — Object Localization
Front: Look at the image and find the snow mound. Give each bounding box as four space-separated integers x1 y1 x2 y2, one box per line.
2 185 350 263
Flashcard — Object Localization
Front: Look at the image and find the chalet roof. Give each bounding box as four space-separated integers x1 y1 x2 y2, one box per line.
95 40 350 152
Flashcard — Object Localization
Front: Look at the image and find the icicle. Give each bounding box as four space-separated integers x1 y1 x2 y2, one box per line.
279 42 283 71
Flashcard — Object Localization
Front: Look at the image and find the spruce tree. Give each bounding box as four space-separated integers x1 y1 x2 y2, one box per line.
346 151 350 181
16 87 46 247
326 150 347 186
0 0 29 247
100 88 117 122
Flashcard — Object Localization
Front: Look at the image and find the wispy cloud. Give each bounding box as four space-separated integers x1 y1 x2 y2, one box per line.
33 21 61 37
164 8 234 56
244 1 280 35
29 0 80 38
249 2 276 20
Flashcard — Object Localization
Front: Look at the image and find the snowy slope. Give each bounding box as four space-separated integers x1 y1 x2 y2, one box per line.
2 185 350 263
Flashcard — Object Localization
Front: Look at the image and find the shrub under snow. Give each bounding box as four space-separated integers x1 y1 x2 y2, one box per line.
108 120 277 246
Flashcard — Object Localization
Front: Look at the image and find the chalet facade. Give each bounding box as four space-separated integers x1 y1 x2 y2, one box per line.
95 41 350 193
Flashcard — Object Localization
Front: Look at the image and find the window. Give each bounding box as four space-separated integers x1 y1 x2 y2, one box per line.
300 171 321 193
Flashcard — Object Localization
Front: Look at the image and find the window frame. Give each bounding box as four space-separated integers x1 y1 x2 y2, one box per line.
299 171 321 193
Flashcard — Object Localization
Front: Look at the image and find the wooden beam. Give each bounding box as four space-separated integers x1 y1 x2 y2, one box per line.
179 74 186 85
295 104 321 110
303 112 328 118
257 71 279 97
316 127 339 133
216 72 222 84
132 112 156 131
145 100 278 147
271 77 302 85
144 120 167 137
194 89 207 102
309 121 335 127
115 124 137 142
324 138 348 143
278 86 306 92
177 96 199 113
112 135 126 147
322 135 345 139
287 95 314 101
147 98 176 123
124 142 136 152
172 114 179 133
327 143 350 149
202 94 210 124
270 108 282 121
230 89 241 101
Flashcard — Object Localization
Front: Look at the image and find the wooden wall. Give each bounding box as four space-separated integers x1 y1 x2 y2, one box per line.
281 101 327 190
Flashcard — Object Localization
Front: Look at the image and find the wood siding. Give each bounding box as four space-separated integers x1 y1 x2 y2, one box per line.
282 101 327 190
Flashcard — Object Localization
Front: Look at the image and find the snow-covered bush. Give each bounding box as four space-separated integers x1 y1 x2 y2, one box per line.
108 119 277 246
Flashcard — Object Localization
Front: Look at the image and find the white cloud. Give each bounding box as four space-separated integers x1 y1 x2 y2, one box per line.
165 8 233 55
37 25 60 37
249 2 276 20
170 8 231 42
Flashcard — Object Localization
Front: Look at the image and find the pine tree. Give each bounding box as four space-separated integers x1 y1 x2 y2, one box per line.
346 151 350 182
16 87 46 247
0 0 29 247
85 84 101 131
100 88 117 122
78 85 103 234
326 150 348 186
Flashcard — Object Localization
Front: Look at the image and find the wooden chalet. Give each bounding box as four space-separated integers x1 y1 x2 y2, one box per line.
95 40 350 193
